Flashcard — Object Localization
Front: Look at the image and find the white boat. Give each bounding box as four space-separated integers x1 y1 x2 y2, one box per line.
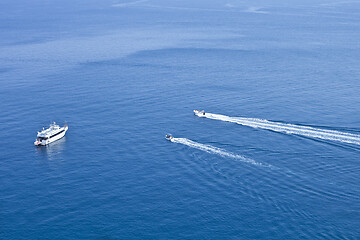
193 109 206 117
165 134 173 141
34 122 68 146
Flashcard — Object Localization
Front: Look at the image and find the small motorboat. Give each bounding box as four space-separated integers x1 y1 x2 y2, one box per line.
193 109 206 117
165 134 173 141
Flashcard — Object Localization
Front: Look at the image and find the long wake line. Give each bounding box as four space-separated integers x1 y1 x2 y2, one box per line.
202 113 360 145
171 137 269 167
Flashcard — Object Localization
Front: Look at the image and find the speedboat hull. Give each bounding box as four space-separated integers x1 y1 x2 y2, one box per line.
194 110 206 117
165 134 174 141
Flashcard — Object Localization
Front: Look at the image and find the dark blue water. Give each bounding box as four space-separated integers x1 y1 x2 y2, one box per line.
1 0 360 239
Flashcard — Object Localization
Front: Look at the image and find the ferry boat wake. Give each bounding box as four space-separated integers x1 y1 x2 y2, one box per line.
34 122 68 146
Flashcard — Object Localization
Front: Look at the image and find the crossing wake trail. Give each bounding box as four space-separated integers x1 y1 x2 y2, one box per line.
170 137 268 167
202 113 360 146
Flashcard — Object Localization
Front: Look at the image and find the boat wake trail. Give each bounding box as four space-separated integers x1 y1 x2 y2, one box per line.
171 137 268 167
203 113 360 145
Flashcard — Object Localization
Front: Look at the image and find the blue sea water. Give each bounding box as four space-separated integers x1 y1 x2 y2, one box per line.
1 0 360 239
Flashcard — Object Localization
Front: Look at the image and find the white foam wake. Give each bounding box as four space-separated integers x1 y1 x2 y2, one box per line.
203 113 360 145
171 137 266 167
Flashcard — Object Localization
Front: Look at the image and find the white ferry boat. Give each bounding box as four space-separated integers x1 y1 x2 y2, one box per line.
34 122 68 146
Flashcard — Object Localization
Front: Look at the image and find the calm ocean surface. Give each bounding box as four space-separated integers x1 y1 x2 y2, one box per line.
1 0 360 239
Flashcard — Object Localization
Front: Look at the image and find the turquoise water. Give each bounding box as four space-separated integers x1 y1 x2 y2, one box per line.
1 0 360 239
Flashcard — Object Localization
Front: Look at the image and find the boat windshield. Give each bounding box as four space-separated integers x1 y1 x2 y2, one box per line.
38 137 48 140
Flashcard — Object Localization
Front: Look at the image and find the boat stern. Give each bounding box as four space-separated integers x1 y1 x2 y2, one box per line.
34 139 41 146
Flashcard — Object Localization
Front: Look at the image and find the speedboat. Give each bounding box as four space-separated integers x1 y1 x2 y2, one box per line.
34 122 68 146
193 109 206 117
165 134 173 141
